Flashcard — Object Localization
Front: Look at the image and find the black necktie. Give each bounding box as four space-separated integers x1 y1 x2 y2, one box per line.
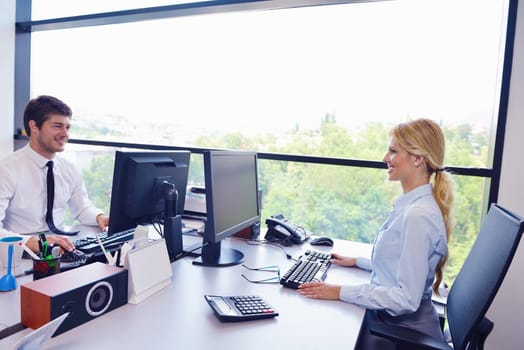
45 161 79 236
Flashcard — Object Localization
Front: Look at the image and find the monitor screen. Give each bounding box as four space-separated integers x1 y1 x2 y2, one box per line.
107 150 190 235
192 150 260 267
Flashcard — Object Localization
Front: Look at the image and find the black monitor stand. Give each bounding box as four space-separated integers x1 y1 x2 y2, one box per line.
192 240 245 267
162 182 183 262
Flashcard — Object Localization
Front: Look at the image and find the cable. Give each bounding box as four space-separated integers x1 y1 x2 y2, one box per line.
236 237 295 260
181 241 209 258
0 322 26 340
187 241 208 253
151 217 163 237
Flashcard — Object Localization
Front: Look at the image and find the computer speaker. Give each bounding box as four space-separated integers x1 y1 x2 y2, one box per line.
21 262 128 336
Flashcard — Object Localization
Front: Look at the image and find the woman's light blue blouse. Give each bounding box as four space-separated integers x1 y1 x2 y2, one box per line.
340 184 447 316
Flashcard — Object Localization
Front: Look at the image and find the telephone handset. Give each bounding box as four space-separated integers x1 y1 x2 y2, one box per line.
264 214 310 246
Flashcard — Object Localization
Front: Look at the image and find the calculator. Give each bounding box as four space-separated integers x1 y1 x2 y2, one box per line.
204 295 279 322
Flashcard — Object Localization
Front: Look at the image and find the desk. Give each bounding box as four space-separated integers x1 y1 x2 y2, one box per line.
0 236 372 349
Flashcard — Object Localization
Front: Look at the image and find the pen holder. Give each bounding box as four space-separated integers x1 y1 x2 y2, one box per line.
33 257 61 281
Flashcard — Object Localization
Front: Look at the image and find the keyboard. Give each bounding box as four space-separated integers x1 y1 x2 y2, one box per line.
302 249 332 263
74 228 135 254
61 249 87 264
60 249 88 271
280 250 332 289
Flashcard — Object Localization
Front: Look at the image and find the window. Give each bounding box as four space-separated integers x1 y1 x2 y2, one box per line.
30 1 506 165
22 0 511 283
31 0 197 20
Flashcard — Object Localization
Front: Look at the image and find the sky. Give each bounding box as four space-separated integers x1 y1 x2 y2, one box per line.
30 0 507 134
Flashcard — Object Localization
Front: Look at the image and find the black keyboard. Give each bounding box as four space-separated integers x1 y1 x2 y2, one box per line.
74 228 135 254
61 249 87 264
60 249 88 271
302 249 331 263
280 250 332 289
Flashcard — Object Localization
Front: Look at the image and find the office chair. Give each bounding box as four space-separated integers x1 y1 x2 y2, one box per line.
361 203 524 350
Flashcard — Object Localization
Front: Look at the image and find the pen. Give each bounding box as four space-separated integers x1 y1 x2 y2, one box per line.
43 241 50 259
14 269 34 278
37 238 43 254
38 232 48 257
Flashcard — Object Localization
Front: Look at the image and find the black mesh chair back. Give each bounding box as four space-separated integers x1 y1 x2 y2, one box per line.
446 203 524 349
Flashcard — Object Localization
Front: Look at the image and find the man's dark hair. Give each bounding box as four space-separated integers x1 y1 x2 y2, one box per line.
23 95 72 136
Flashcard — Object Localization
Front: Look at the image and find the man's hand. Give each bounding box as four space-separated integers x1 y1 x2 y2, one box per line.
26 235 74 254
96 214 110 232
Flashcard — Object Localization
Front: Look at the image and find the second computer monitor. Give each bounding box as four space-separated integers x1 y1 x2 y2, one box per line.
192 150 260 267
108 150 191 235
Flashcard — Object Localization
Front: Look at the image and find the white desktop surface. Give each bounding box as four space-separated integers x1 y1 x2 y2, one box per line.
0 236 372 349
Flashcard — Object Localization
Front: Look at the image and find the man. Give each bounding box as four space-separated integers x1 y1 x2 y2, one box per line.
0 95 109 253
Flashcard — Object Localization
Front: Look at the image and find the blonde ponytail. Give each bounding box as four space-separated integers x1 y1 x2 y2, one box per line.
432 170 455 294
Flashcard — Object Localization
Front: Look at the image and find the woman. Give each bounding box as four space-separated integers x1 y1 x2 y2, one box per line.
298 118 454 349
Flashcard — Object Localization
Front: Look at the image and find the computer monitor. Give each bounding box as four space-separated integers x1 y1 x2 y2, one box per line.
107 150 191 236
192 150 260 267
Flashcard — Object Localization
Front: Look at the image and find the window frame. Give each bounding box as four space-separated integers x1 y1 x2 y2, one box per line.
13 0 519 209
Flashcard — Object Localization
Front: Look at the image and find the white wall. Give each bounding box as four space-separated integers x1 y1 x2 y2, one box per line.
486 1 524 349
0 0 15 156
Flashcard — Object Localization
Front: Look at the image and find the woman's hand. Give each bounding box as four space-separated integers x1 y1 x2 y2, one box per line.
298 282 341 300
330 253 357 267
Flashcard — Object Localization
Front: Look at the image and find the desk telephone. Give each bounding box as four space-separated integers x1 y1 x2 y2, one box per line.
264 214 310 246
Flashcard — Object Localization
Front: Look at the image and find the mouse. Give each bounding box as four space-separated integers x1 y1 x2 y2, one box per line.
310 237 334 246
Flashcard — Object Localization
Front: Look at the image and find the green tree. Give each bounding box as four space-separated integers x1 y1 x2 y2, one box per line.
76 115 486 285
191 118 485 284
82 154 114 215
